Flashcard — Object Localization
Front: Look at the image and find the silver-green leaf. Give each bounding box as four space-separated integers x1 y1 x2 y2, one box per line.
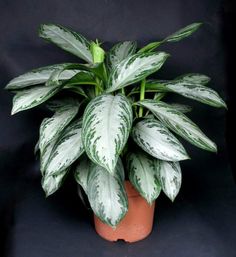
11 84 61 115
39 99 80 152
42 168 69 197
87 162 128 227
5 63 78 90
157 160 182 201
107 41 137 70
127 152 161 204
138 100 217 152
39 24 93 63
132 119 189 161
175 73 211 85
45 120 84 176
106 52 169 93
74 155 91 193
82 94 133 174
146 80 226 108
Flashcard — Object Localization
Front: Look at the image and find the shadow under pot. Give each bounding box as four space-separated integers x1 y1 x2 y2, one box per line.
94 181 155 243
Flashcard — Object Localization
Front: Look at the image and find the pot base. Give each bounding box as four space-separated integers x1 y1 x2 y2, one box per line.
94 182 155 243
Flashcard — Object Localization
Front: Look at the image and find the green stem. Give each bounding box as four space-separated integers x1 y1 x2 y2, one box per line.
138 79 146 117
95 77 101 96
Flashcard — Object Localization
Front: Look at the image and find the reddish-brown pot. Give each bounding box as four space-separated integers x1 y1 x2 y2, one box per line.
94 181 156 243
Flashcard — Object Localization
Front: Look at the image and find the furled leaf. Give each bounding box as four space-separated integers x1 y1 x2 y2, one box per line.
5 63 78 90
138 23 202 53
11 84 61 115
175 73 211 85
138 100 217 152
138 42 162 53
157 160 182 201
107 41 137 69
42 168 68 197
165 22 202 42
45 120 84 176
131 119 189 161
39 24 93 63
39 99 80 151
87 162 127 227
127 151 161 204
82 94 133 174
106 52 169 93
146 80 226 108
90 41 105 63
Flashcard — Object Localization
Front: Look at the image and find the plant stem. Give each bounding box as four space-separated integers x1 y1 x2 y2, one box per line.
138 79 146 117
95 77 101 96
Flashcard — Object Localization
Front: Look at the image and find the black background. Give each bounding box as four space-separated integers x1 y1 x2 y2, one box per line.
0 0 236 256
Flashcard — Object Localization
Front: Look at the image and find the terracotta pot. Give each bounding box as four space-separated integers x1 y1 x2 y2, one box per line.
94 181 155 243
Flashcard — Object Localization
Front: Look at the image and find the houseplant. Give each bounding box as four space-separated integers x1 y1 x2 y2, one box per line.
5 22 226 242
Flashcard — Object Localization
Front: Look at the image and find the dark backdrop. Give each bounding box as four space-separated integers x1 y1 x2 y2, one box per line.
0 0 236 257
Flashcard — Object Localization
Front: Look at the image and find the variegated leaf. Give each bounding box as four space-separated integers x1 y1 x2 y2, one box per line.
175 73 211 85
42 168 68 197
169 103 192 113
157 160 182 201
40 138 56 175
106 52 169 93
82 94 133 174
5 63 78 90
45 120 84 176
39 24 93 63
87 162 128 227
39 99 79 151
74 155 91 193
11 84 61 115
138 100 217 152
131 119 189 161
107 41 137 69
165 22 202 42
146 80 226 108
127 152 161 204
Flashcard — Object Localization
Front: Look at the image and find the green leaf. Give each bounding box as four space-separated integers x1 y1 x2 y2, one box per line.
127 151 161 204
157 160 182 201
165 22 202 42
11 84 61 115
131 119 189 161
107 41 137 69
45 120 84 176
63 71 95 87
138 100 217 152
146 79 226 108
42 168 69 197
82 94 133 174
138 41 162 53
138 23 202 53
175 73 211 85
39 24 93 63
39 99 80 152
87 161 128 227
5 63 78 90
106 52 169 93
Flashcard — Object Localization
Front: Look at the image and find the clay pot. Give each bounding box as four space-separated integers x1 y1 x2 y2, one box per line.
94 181 155 243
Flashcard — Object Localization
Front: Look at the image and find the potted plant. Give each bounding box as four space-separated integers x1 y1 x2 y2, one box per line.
5 22 226 243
